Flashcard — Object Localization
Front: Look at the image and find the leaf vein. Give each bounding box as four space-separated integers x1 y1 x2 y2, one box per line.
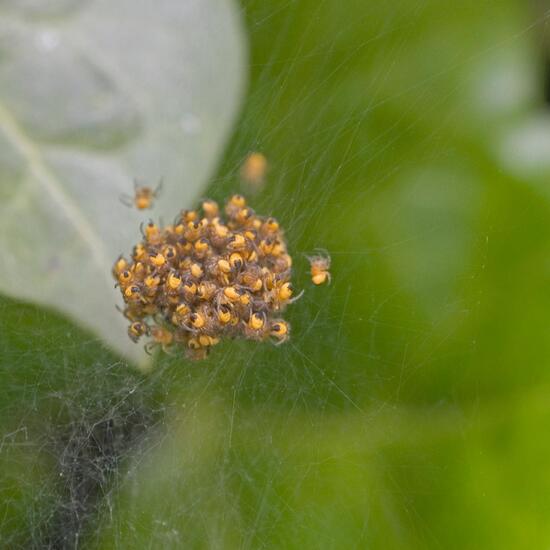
0 101 110 276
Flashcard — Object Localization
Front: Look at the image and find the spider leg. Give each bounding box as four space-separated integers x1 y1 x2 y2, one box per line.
153 178 164 197
144 342 156 356
119 193 134 207
289 289 304 303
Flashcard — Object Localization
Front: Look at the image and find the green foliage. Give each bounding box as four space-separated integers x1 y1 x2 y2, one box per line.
1 0 549 548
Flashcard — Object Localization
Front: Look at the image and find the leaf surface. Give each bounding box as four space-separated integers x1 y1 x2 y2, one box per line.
0 0 247 362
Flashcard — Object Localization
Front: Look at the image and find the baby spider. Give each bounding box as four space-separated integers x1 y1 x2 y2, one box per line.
112 255 129 278
201 199 219 219
306 252 331 285
267 280 303 311
243 311 268 340
219 285 251 309
128 321 149 343
186 304 218 334
186 336 218 360
145 325 174 355
120 179 163 210
270 319 290 345
240 152 268 188
216 303 236 326
141 220 163 247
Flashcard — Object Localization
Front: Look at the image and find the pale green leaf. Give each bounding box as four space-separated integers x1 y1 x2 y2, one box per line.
0 0 247 363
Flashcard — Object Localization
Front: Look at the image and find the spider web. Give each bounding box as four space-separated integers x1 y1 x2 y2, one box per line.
1 0 549 548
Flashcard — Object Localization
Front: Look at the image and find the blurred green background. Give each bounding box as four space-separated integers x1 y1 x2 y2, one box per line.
2 0 550 548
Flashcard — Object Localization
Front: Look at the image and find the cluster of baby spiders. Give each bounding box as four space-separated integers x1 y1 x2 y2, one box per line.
113 195 302 360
